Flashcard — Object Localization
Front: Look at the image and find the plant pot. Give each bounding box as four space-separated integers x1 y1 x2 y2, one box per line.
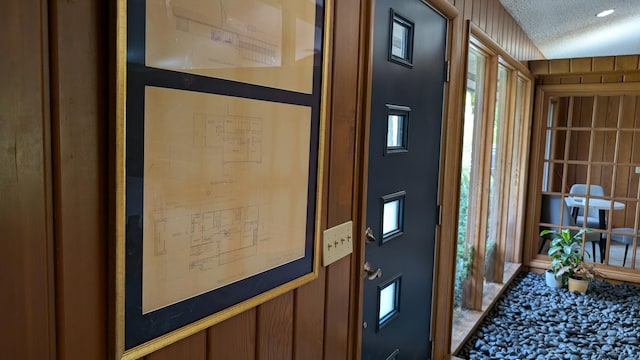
545 270 563 288
568 277 590 293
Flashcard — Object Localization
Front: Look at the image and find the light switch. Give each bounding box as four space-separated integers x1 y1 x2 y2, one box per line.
322 221 353 266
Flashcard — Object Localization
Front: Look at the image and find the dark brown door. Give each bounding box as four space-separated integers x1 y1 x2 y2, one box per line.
362 1 447 359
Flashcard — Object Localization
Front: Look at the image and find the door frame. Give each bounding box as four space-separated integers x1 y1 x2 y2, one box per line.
351 0 461 358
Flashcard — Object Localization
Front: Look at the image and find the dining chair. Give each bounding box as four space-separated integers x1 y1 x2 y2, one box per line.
569 184 605 228
539 194 601 261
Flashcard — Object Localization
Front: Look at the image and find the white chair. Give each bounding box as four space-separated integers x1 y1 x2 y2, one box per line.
569 184 605 229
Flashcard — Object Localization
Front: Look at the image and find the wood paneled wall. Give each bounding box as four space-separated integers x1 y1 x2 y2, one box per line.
1 1 55 358
1 0 542 359
455 0 544 61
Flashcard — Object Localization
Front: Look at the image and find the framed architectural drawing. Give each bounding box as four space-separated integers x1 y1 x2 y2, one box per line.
112 0 330 358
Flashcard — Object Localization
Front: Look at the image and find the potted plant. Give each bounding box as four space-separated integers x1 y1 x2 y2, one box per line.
567 260 601 293
540 228 590 288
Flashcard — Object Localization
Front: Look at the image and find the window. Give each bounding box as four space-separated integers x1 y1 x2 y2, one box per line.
453 34 532 327
534 93 640 269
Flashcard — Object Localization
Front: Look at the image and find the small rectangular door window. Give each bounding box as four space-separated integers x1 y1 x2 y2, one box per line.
387 115 404 147
388 10 414 67
381 191 405 242
377 275 401 330
383 200 400 236
385 105 410 154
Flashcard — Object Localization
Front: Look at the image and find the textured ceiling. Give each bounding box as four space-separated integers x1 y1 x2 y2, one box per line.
499 0 640 59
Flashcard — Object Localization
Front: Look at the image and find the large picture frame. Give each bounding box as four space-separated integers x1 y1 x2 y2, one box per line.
112 1 330 358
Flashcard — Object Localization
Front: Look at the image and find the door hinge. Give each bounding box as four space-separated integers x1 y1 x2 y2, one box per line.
436 204 442 226
445 60 450 83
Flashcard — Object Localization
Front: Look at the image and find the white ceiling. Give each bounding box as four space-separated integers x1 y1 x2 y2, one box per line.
498 0 640 59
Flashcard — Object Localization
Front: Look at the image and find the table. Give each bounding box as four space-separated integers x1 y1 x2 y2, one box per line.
564 196 625 262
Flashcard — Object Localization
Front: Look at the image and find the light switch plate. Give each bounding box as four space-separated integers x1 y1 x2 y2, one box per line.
322 221 353 266
635 166 640 174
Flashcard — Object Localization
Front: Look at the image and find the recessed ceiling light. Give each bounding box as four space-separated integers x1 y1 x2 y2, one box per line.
596 9 615 17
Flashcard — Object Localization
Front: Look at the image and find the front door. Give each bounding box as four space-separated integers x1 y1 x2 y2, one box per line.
361 1 447 359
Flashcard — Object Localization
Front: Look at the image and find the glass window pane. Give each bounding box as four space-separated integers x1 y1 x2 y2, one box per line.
389 11 414 66
377 276 401 331
383 200 400 236
391 22 409 58
484 64 509 282
379 282 396 321
454 46 486 310
387 115 404 148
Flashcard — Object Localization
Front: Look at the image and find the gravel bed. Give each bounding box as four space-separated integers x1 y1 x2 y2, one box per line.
457 272 640 360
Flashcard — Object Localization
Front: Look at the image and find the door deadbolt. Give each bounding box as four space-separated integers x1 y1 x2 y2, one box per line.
363 261 382 280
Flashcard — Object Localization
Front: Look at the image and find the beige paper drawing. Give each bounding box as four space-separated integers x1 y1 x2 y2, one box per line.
142 86 311 313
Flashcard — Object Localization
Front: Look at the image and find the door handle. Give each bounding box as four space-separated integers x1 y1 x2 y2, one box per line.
365 227 376 244
363 261 382 280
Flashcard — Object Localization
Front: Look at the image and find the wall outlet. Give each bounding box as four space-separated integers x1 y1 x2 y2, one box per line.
322 221 353 266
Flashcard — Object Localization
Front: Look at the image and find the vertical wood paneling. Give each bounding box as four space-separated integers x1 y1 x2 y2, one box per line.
463 0 472 20
208 309 256 360
0 1 55 358
145 331 207 360
50 0 108 358
504 17 512 55
327 0 358 231
472 0 480 27
497 6 505 45
257 292 294 360
479 0 487 33
324 257 351 360
293 270 326 360
490 1 497 39
467 0 543 61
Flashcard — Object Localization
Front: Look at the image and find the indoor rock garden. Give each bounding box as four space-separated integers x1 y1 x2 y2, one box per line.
457 272 640 360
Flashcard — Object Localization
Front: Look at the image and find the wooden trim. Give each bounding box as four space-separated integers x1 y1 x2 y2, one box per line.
470 23 531 75
43 0 58 356
431 3 465 359
51 0 109 358
423 0 459 18
349 0 374 358
511 75 534 264
533 82 640 96
450 263 522 354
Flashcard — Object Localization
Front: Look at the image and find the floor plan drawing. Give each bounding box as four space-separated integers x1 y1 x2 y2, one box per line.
141 86 312 313
193 113 263 164
145 0 317 93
